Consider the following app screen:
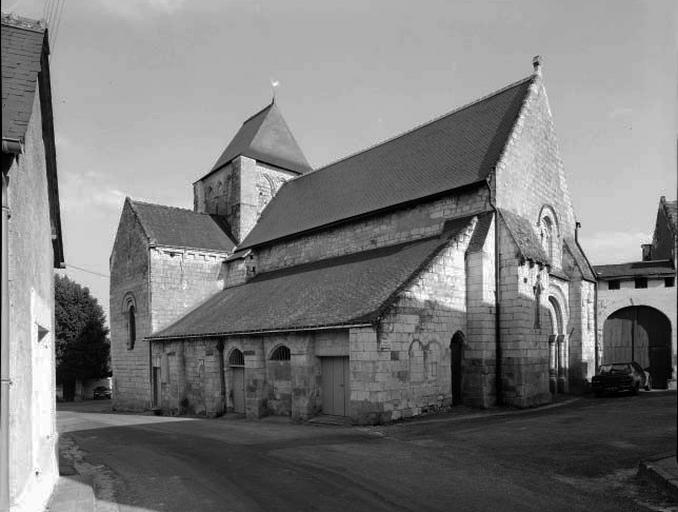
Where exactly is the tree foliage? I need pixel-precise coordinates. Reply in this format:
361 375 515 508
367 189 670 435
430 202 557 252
55 274 111 382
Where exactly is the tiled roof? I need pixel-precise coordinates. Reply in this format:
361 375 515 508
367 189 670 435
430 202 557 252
239 76 535 249
1 14 46 142
149 216 475 339
206 102 311 176
594 260 675 279
129 199 236 252
563 238 596 282
498 208 548 265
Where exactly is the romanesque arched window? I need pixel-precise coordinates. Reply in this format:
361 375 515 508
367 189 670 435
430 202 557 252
229 349 244 366
408 340 425 383
538 206 560 265
270 345 291 361
122 293 137 350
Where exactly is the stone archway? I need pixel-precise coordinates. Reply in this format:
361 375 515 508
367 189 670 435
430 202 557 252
547 296 567 394
603 306 672 388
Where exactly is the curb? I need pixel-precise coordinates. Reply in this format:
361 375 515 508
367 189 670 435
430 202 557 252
637 453 678 501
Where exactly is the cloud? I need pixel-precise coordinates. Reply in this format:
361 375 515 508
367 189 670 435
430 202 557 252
579 230 651 265
96 0 187 20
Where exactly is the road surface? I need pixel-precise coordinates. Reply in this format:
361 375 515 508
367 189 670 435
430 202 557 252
57 391 677 512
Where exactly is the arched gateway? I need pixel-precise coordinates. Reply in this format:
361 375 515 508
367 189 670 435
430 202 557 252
603 306 672 388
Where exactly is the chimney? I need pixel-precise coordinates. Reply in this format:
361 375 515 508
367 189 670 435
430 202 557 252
641 244 653 261
532 55 543 76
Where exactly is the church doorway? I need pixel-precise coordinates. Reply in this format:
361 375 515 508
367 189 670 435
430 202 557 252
603 306 672 389
321 357 350 416
450 331 464 405
229 349 246 413
547 297 566 394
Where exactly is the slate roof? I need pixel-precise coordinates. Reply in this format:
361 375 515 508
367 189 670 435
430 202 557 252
206 101 312 177
466 212 494 253
594 260 675 279
498 208 548 265
149 216 475 339
1 14 46 142
239 76 535 249
563 238 597 282
129 199 236 252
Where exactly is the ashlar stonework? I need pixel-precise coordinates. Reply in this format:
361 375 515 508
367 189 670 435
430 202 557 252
111 60 602 423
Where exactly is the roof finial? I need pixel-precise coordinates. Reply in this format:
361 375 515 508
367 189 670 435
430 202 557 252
270 79 280 104
532 55 543 76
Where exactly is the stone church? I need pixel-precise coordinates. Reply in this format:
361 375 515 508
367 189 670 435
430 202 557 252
110 58 597 423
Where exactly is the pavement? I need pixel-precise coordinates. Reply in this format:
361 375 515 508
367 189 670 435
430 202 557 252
638 452 678 501
44 392 677 511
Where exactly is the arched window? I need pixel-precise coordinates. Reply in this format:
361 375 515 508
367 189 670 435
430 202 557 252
123 293 137 350
270 345 291 361
537 206 560 266
408 340 425 383
229 349 244 366
541 216 554 261
128 305 136 349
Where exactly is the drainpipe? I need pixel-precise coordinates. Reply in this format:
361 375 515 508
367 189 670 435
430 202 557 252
1 169 11 511
486 179 502 406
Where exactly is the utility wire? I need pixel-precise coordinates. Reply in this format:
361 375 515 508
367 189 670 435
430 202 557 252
63 263 109 279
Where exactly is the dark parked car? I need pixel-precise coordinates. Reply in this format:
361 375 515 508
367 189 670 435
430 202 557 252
592 362 650 396
93 386 112 400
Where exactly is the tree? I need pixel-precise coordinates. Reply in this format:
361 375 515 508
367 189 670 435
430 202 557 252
55 275 111 391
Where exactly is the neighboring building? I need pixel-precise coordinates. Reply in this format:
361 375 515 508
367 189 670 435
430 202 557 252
111 57 598 423
595 196 677 390
1 13 64 512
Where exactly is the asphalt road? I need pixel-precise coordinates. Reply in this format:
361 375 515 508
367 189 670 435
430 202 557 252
58 392 677 512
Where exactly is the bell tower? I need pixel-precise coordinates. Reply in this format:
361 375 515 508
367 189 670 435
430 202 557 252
194 101 311 244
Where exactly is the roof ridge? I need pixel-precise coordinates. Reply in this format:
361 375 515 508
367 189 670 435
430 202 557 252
1 13 46 33
593 258 674 268
129 198 210 216
240 101 275 126
288 74 535 184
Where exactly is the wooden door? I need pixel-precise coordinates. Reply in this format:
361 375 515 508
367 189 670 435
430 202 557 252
152 367 160 407
321 357 349 416
450 333 464 405
232 367 245 413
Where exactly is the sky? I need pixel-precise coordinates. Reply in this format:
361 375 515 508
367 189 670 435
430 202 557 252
5 0 678 325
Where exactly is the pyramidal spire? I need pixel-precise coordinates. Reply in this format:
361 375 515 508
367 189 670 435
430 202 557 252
210 102 311 175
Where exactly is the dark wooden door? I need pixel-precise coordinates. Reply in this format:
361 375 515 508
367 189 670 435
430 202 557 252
321 357 349 416
232 367 245 413
450 334 464 405
152 367 160 407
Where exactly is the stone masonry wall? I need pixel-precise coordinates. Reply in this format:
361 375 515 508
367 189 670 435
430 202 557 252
597 279 677 389
110 202 152 411
464 216 497 407
348 218 478 424
496 218 555 408
247 186 491 279
149 247 227 333
7 87 59 512
151 331 329 420
652 203 676 260
194 157 296 243
494 76 578 272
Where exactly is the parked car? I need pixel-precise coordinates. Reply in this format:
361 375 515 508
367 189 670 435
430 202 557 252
592 362 650 396
93 386 112 400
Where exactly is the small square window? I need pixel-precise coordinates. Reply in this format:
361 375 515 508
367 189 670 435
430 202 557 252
608 280 620 290
665 277 675 288
634 277 648 289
